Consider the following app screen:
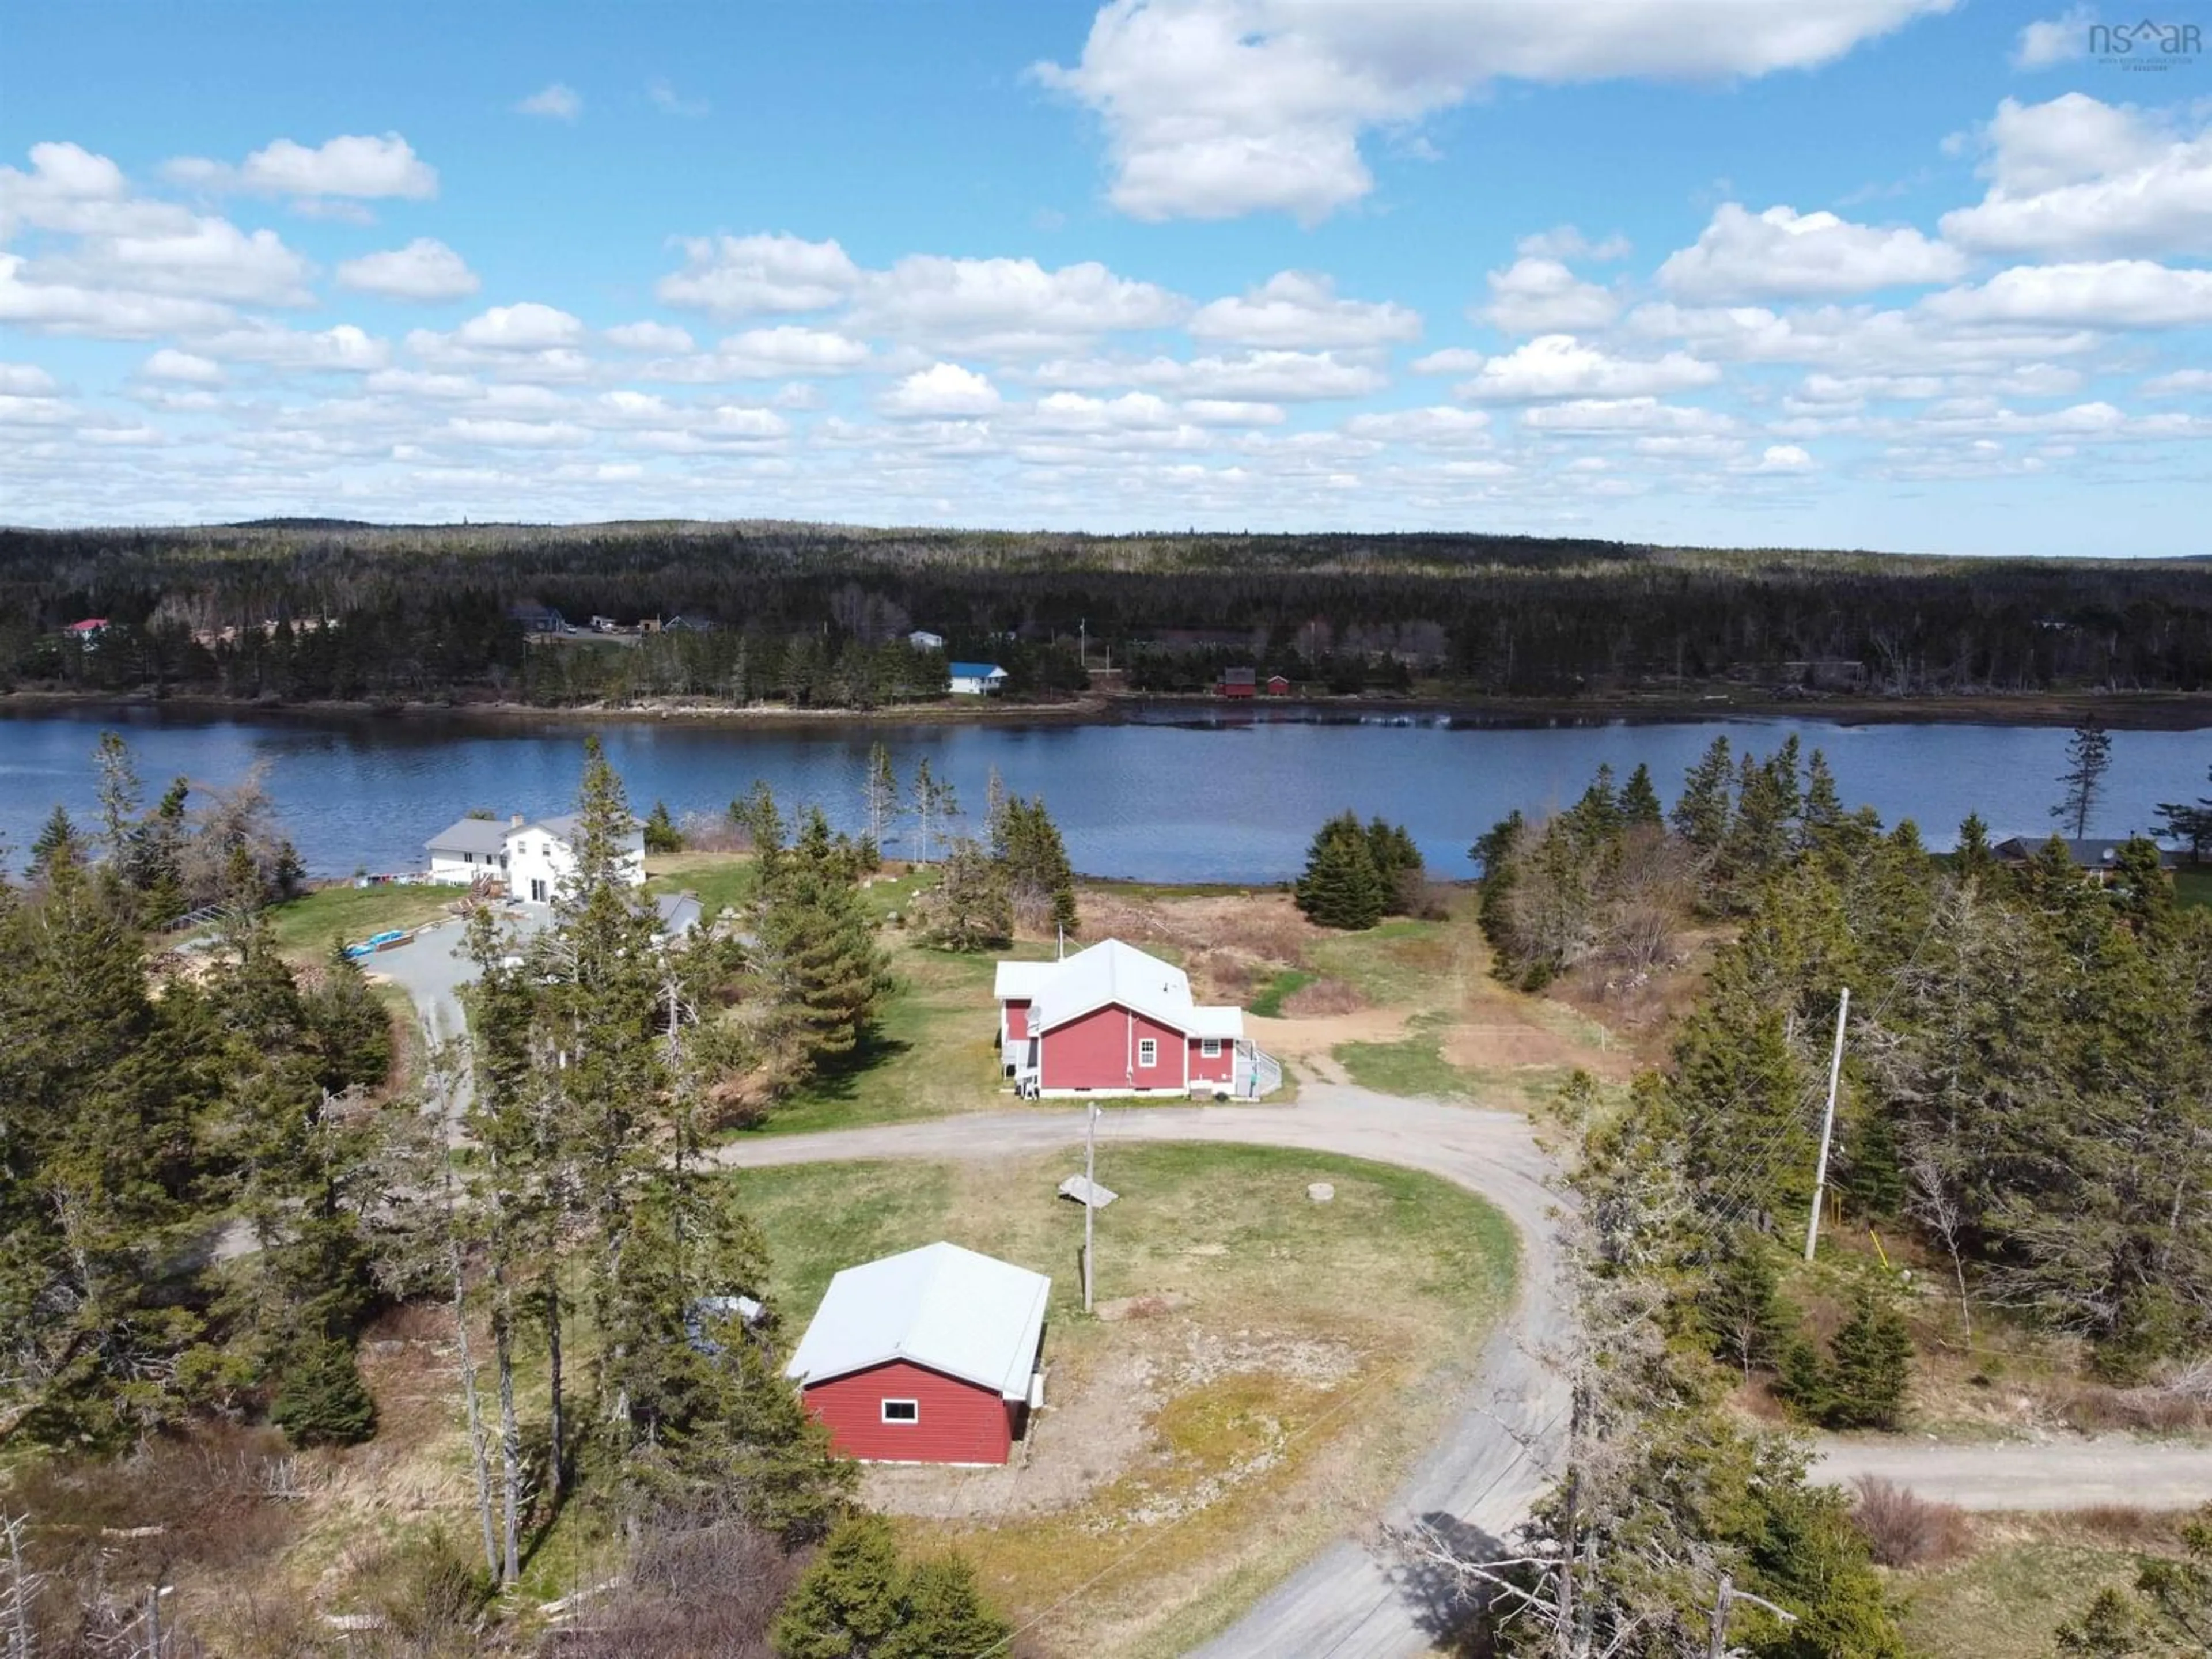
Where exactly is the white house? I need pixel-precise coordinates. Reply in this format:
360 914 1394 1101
425 816 511 884
907 629 945 650
425 812 645 900
506 812 646 903
948 661 1009 696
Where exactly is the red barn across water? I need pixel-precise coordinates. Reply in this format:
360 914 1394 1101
995 938 1279 1099
785 1242 1050 1465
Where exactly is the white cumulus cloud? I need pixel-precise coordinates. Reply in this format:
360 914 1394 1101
453 302 587 350
141 348 224 384
656 233 860 316
164 133 438 201
1921 260 2212 328
879 361 1002 416
1451 334 1721 400
1658 203 1966 300
1034 0 1955 222
1941 94 2212 255
336 238 480 301
851 254 1188 354
2012 7 2091 69
1187 271 1419 348
1480 257 1620 332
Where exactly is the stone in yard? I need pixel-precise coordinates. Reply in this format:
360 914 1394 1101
1307 1181 1335 1203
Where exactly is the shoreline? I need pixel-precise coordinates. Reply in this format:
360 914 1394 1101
9 685 2212 732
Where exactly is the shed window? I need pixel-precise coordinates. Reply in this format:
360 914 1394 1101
1137 1038 1158 1069
881 1399 919 1423
1200 1037 1222 1058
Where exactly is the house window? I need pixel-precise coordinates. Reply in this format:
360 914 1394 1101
1201 1037 1222 1058
881 1399 919 1423
1137 1038 1158 1069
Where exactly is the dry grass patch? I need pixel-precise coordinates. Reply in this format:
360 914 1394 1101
1892 1509 2196 1659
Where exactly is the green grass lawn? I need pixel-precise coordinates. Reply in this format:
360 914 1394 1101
1307 913 1464 1007
1246 967 1314 1018
643 849 756 917
1892 1517 2191 1659
756 941 1024 1137
725 1142 1517 1657
263 883 461 961
1335 1010 1479 1099
2176 866 2212 910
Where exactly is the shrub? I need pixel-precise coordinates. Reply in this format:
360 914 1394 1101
1849 1476 1970 1567
269 1336 377 1448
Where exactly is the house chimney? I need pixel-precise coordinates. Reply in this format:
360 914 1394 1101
510 813 525 828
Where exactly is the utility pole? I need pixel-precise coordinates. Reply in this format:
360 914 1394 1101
1078 616 1086 669
1804 986 1851 1262
1082 1104 1099 1313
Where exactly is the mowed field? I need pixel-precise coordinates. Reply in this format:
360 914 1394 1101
727 1143 1518 1658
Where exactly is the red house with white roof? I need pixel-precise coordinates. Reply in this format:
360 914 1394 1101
785 1242 1050 1465
994 937 1280 1099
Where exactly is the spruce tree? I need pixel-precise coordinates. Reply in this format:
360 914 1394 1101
926 838 1012 950
774 1516 906 1659
1824 1289 1912 1431
1953 810 1997 887
883 1556 1013 1659
1295 813 1385 930
1619 762 1664 830
270 1335 378 1447
2054 720 2113 839
642 798 682 853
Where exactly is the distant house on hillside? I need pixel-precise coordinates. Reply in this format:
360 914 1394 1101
994 937 1278 1099
425 810 645 900
505 601 567 634
63 618 111 647
1218 668 1258 699
1993 835 2178 884
786 1241 1049 1465
949 661 1007 695
908 629 946 650
663 613 718 634
1266 672 1292 696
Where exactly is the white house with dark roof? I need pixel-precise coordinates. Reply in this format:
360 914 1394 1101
425 811 645 900
425 816 512 884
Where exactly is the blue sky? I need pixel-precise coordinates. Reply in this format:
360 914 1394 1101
3 0 2210 553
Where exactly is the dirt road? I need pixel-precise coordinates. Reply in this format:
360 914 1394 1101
710 1086 1570 1659
1812 1435 2212 1510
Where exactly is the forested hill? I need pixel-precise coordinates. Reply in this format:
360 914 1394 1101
3 519 2209 707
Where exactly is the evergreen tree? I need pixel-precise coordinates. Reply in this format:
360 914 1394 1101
270 1335 378 1447
881 1556 1013 1659
754 822 892 1067
2054 720 2113 839
1619 762 1664 830
1295 812 1385 930
26 804 80 880
2154 764 2212 863
642 798 682 853
1823 1289 1912 1431
1953 810 1997 887
863 742 899 854
925 838 1013 951
1001 796 1078 938
1363 816 1425 912
1672 734 1735 893
774 1516 906 1659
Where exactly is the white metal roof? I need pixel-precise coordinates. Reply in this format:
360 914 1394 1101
1028 938 1194 1034
1186 1005 1245 1040
993 960 1056 1001
784 1241 1051 1399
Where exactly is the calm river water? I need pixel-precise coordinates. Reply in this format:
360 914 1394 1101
2 704 2206 883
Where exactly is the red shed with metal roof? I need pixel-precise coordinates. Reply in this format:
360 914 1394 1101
785 1242 1050 1465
